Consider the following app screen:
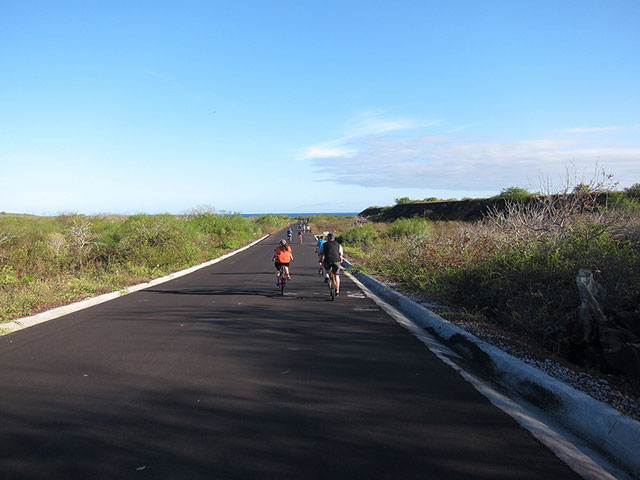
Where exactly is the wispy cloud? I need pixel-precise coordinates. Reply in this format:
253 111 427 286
344 110 436 137
561 126 621 134
305 117 640 191
303 144 357 159
301 111 441 161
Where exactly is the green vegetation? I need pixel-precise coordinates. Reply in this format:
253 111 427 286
394 196 444 205
253 214 293 233
340 223 380 246
387 218 430 238
0 212 289 322
497 186 534 201
322 187 640 369
626 183 640 199
308 214 354 235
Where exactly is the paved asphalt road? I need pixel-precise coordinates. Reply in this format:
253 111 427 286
0 227 582 479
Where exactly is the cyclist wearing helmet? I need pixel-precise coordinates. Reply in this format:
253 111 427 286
315 234 326 274
273 239 293 286
287 227 293 242
318 233 343 295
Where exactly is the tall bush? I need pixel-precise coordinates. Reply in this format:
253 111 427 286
340 224 379 246
387 218 430 238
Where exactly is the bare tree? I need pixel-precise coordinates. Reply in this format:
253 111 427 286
183 205 216 218
47 232 67 261
0 231 14 263
68 218 95 269
350 215 369 227
486 162 619 248
0 232 13 248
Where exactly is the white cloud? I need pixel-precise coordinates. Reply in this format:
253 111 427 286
344 110 443 137
302 144 357 160
306 119 640 191
561 126 620 134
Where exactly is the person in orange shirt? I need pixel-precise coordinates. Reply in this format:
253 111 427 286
273 239 293 286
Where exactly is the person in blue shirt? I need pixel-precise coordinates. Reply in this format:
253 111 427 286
318 233 344 295
315 234 326 274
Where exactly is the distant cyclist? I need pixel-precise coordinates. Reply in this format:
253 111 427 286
315 234 326 274
298 227 304 244
273 239 293 286
287 227 293 242
318 233 343 296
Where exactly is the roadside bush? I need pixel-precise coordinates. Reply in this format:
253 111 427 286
387 218 431 238
347 188 640 361
0 211 267 323
340 224 379 246
625 183 640 200
309 214 353 236
254 214 290 231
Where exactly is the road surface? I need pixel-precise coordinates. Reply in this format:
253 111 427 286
0 228 581 479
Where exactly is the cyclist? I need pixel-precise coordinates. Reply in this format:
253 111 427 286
287 227 293 242
273 239 293 286
298 227 304 244
318 233 343 296
315 234 326 274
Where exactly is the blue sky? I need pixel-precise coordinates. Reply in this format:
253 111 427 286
1 0 639 215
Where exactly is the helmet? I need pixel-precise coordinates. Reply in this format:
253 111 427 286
326 233 335 239
280 239 288 246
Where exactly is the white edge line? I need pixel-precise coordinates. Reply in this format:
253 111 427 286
345 270 630 480
2 234 270 335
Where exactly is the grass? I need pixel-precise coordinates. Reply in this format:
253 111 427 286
0 212 290 323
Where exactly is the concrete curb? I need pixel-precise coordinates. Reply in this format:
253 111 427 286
2 234 270 335
349 267 640 477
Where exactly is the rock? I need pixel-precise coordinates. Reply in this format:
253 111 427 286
576 269 608 329
577 268 607 303
617 310 640 337
600 326 639 346
603 343 640 380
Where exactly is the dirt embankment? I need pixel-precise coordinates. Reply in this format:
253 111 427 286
359 198 510 222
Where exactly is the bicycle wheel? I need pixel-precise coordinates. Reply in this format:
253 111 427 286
280 270 285 295
329 274 336 301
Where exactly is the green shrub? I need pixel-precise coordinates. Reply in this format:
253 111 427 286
387 218 430 238
0 211 264 323
607 191 640 210
340 224 379 246
254 214 290 229
625 183 640 199
309 214 353 235
497 186 533 201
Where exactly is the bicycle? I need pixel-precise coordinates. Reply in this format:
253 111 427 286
327 269 337 301
277 264 287 295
